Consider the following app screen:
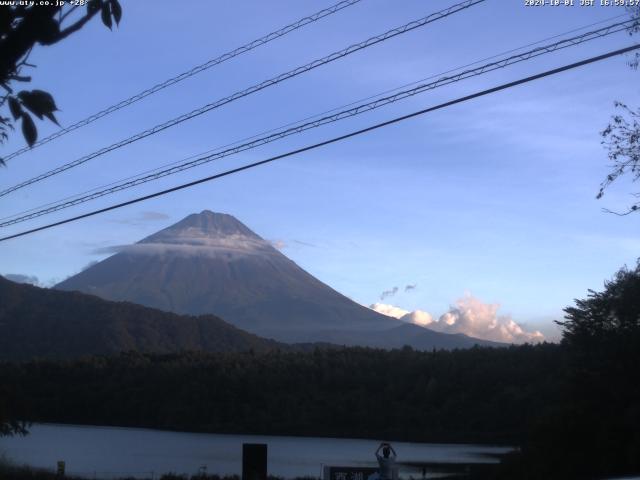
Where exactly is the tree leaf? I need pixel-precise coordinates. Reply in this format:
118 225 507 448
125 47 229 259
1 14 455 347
7 96 22 120
21 113 37 147
101 2 112 29
18 96 43 120
30 90 58 112
110 0 122 25
87 0 101 14
36 16 61 45
43 111 60 126
17 90 58 121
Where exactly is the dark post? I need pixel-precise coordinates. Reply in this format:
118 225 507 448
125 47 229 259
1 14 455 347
242 443 267 480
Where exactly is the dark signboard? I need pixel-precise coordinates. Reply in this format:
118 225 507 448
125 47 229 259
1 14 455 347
242 443 267 480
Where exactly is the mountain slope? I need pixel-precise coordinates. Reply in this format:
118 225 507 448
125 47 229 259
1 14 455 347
56 210 499 349
0 276 282 361
56 211 398 337
308 323 504 349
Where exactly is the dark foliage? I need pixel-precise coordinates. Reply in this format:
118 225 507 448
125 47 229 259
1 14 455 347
599 102 640 214
0 464 306 480
0 276 283 361
509 262 640 479
0 463 259 480
0 383 28 437
598 8 640 212
0 464 90 480
0 345 562 445
1 333 637 478
0 0 121 158
558 260 640 342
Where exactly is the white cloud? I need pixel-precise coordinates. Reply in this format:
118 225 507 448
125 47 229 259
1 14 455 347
271 240 287 250
371 294 544 344
92 233 280 259
370 303 433 327
371 303 410 319
403 310 434 327
434 295 544 344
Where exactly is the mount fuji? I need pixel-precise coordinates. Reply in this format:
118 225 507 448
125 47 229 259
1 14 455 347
56 211 499 349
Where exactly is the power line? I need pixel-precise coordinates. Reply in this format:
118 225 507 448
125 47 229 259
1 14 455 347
2 12 629 225
0 0 485 198
1 43 637 243
1 18 635 227
0 0 364 163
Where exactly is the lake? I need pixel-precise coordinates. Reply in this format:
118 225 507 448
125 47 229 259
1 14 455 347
0 424 511 479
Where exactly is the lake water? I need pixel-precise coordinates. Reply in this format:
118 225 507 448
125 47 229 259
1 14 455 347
0 424 511 479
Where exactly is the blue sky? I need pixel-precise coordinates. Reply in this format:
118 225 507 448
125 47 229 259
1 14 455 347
1 0 639 341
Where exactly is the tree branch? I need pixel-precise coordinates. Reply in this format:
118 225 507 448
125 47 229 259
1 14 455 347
53 8 99 43
602 204 639 216
8 75 31 82
59 5 80 24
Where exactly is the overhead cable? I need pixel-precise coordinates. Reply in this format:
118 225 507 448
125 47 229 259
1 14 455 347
1 43 637 243
0 0 485 198
1 18 635 227
0 0 365 162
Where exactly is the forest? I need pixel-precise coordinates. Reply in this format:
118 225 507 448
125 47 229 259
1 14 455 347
0 345 562 444
2 262 639 479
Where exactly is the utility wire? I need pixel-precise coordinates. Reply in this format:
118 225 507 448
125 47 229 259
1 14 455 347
0 18 635 228
0 0 364 162
2 12 629 224
1 18 633 225
1 43 638 243
0 0 485 198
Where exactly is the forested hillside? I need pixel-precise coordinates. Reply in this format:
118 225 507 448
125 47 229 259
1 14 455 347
0 346 561 443
0 276 282 360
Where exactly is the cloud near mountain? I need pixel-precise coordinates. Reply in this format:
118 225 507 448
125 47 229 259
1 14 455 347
371 294 544 344
92 233 279 258
370 303 433 326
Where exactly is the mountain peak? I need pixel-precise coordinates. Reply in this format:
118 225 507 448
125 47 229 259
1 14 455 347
141 211 263 245
197 209 228 219
181 210 252 234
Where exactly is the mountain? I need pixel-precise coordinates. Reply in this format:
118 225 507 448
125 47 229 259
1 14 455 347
56 210 500 349
307 323 503 350
0 275 282 361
